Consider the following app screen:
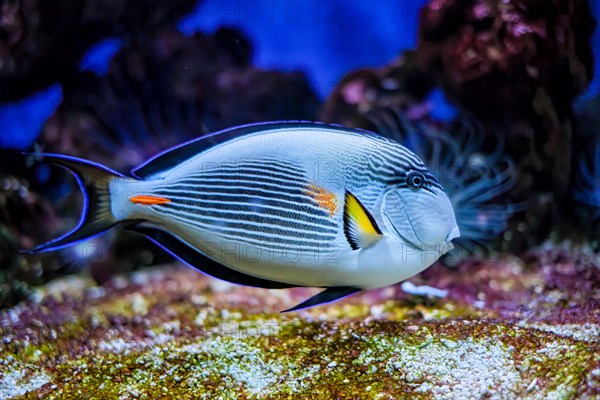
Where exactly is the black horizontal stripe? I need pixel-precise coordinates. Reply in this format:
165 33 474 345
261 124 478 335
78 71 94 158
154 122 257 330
156 190 325 213
160 210 337 249
159 206 337 238
157 183 312 203
183 166 307 184
165 173 308 190
167 176 307 190
160 202 337 231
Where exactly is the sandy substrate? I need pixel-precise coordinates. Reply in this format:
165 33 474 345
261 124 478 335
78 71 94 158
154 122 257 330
0 246 598 399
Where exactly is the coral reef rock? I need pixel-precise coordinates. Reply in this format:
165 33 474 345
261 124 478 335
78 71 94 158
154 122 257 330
322 0 597 247
0 243 598 399
0 0 196 102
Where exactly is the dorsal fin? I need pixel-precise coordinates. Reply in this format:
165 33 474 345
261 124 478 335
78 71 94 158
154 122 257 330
130 121 383 179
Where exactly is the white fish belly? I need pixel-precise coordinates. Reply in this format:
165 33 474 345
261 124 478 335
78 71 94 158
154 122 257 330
160 222 442 289
169 223 357 287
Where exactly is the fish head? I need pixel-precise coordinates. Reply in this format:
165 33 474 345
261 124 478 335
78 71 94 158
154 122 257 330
382 169 459 251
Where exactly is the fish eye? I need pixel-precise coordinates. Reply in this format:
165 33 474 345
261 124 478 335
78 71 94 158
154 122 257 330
406 171 425 189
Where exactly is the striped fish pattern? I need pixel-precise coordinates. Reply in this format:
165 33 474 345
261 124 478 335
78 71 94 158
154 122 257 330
26 122 459 311
152 159 339 253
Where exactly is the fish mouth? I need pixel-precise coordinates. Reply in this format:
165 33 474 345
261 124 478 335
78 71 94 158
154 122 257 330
445 226 461 244
442 226 460 253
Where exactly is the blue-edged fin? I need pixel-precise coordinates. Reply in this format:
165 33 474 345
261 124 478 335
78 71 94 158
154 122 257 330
343 190 383 250
131 122 296 179
24 154 126 253
131 121 383 179
126 225 298 290
282 287 361 313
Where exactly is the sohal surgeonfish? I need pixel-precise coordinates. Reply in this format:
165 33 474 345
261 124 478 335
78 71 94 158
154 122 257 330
26 122 460 311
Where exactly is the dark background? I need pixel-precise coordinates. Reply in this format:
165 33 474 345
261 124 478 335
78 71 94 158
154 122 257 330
2 0 598 149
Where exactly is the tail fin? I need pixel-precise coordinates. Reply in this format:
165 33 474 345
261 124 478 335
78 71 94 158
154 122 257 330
24 154 127 253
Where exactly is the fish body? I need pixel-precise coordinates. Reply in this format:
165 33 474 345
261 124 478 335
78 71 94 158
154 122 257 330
28 122 459 311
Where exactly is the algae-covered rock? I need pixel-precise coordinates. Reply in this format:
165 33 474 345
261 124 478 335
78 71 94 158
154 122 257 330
0 245 598 399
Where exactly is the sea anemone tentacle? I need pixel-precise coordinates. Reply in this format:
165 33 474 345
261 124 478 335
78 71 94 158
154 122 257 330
573 135 600 222
365 107 519 261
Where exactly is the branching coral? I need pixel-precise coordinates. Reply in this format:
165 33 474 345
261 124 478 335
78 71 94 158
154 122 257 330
366 108 518 260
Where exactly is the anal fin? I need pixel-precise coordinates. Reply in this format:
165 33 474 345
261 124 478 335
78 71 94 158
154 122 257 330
282 286 361 312
127 225 297 289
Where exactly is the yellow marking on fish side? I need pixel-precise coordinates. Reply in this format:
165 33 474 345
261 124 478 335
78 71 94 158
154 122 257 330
130 195 171 205
305 183 338 217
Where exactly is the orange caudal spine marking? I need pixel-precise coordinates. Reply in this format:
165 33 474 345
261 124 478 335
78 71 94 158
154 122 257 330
129 195 171 205
305 184 338 217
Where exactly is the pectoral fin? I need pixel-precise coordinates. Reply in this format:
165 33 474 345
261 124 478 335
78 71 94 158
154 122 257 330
282 286 361 312
343 190 383 250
